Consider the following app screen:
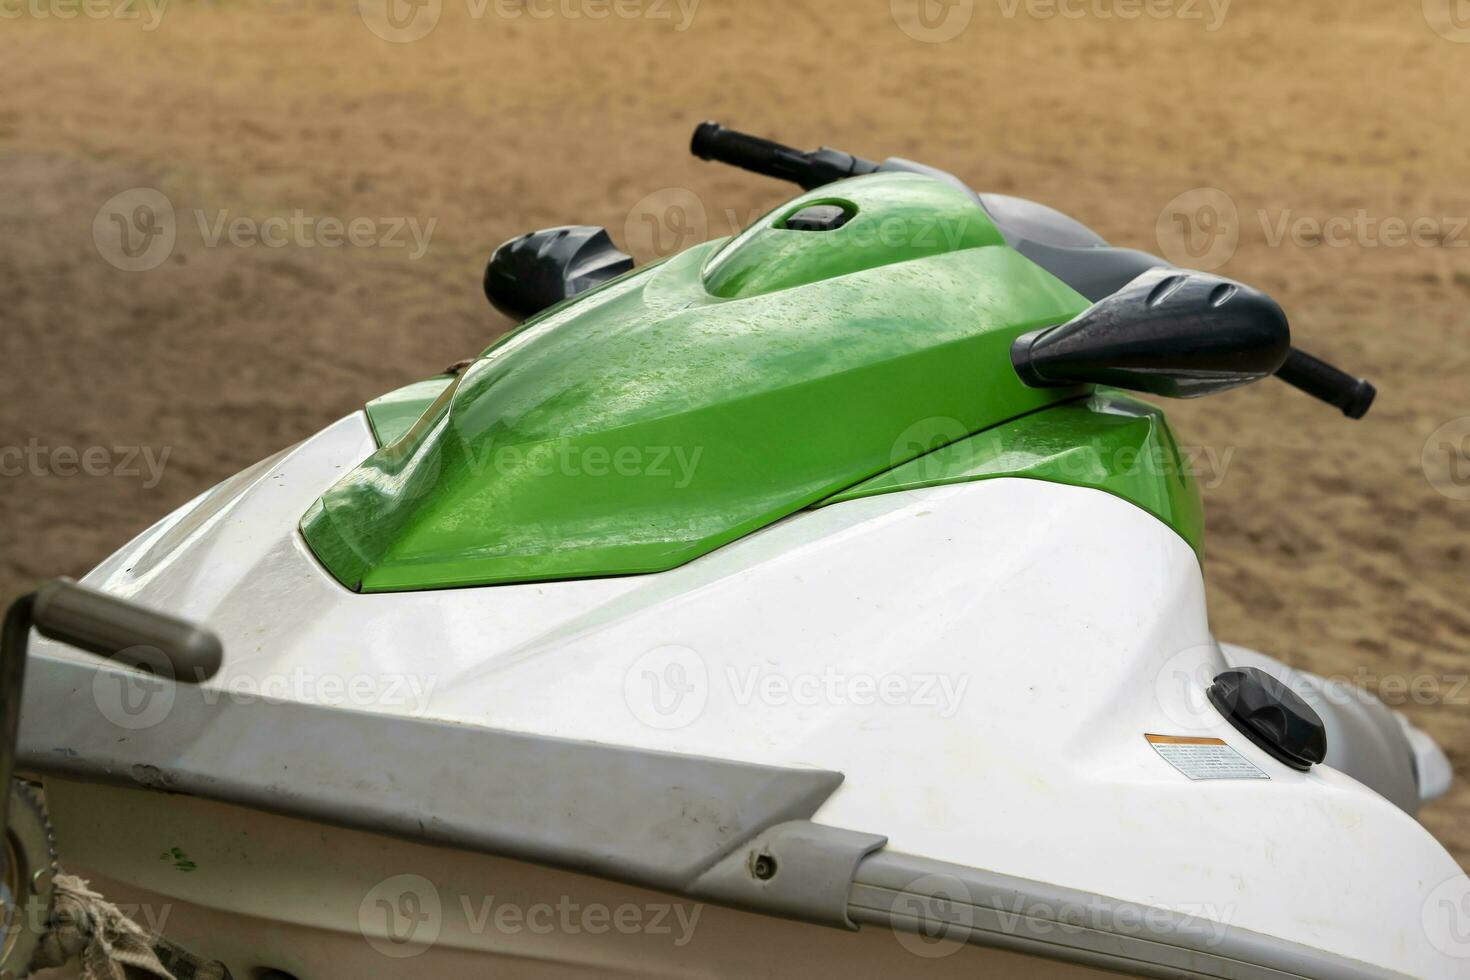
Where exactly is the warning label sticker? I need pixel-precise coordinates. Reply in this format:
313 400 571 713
1145 734 1269 781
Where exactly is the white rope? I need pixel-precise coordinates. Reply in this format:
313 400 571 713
30 874 228 980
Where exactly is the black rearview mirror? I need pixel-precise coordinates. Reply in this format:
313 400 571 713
1010 268 1292 399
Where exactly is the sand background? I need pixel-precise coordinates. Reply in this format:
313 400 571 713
2 0 1468 867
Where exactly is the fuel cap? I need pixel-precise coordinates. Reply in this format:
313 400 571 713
1207 667 1327 771
784 204 852 232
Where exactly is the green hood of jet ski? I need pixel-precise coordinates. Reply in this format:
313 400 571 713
302 173 1093 592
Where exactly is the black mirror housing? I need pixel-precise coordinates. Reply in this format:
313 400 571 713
1011 268 1292 399
484 226 634 323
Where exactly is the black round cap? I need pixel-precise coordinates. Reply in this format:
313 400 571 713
1207 667 1327 771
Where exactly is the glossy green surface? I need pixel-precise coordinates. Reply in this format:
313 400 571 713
702 177 1003 299
364 376 455 447
818 391 1205 552
302 173 1092 592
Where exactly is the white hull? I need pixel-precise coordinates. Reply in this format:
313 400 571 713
50 781 1126 980
23 412 1469 978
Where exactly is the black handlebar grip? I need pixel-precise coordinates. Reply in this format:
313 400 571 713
1275 347 1377 420
691 121 809 183
690 121 879 190
32 578 223 682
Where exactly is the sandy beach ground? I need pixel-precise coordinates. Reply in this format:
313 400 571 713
3 0 1468 875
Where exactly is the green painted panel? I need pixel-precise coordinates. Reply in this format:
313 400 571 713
702 176 1004 299
301 173 1094 592
817 392 1205 553
364 376 456 448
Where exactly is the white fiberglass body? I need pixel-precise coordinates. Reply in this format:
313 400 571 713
26 412 1470 979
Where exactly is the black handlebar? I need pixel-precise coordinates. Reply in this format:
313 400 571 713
691 121 879 191
1276 348 1377 419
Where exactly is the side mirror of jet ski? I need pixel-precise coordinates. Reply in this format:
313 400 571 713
1010 268 1377 418
1010 268 1292 399
484 225 634 323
